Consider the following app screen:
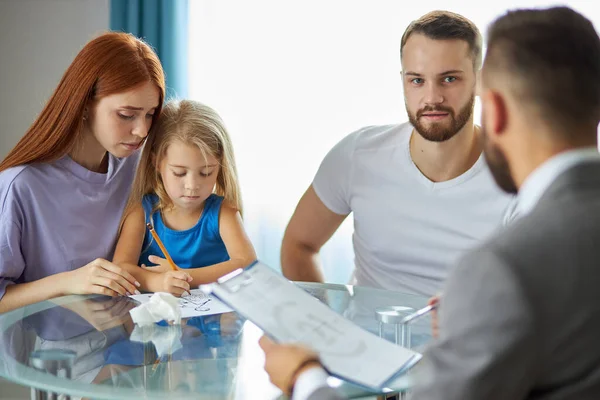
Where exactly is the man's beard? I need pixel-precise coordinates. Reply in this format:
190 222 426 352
481 121 518 194
408 95 475 142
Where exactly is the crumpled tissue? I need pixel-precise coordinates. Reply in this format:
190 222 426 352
129 323 183 357
129 292 181 326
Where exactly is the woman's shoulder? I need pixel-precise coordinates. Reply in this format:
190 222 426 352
0 164 42 214
0 164 41 196
0 165 30 187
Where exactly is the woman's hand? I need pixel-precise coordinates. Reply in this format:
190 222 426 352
61 297 136 331
64 258 141 297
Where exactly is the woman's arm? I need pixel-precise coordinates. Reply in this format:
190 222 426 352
0 217 141 313
0 259 141 314
0 274 67 313
112 204 152 287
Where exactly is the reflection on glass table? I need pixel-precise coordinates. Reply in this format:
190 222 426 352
0 282 431 399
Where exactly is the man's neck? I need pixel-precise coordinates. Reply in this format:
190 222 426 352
409 121 481 182
511 138 598 190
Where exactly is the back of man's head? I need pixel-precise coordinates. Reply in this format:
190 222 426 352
401 11 482 70
484 7 600 141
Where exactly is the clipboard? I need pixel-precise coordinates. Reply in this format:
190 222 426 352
202 261 422 390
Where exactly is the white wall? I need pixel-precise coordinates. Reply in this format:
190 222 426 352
0 0 110 159
0 1 108 394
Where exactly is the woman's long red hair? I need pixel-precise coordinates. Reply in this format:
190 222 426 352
0 32 165 172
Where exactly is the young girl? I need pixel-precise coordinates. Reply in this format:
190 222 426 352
113 100 256 295
0 32 165 313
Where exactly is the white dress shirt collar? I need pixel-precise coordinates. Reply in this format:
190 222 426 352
516 147 600 217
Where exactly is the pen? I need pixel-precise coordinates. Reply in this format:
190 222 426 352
147 223 178 271
401 302 439 324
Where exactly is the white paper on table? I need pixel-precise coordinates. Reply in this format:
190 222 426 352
204 262 422 390
129 289 233 319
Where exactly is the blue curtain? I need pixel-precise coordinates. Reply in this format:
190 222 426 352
110 0 189 99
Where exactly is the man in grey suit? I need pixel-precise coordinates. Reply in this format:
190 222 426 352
259 6 600 400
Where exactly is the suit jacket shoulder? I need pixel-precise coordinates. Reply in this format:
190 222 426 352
412 161 600 400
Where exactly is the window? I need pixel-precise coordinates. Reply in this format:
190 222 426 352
189 0 600 283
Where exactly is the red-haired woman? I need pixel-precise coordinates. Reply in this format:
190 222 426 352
0 32 165 313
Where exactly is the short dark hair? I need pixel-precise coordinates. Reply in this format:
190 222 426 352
401 11 482 70
484 7 600 135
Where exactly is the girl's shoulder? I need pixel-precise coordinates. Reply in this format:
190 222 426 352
141 193 160 216
142 192 159 204
202 194 226 230
206 193 224 206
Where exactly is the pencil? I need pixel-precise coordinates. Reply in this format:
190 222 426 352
146 223 178 271
151 355 164 372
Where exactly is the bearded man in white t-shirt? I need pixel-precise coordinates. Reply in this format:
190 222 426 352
281 11 515 297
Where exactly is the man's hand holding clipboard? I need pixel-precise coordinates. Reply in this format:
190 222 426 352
201 262 422 392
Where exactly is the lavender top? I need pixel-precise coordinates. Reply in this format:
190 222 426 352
0 151 140 300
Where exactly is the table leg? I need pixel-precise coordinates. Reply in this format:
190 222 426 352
29 349 75 400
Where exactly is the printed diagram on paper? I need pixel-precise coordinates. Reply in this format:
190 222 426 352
210 262 421 390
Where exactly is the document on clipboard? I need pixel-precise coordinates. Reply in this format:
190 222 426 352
202 261 422 390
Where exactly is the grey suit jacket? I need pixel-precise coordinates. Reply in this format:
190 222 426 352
309 161 600 400
412 161 600 400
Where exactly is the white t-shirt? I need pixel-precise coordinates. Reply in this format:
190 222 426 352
312 123 515 296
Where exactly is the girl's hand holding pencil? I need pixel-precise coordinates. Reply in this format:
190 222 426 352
144 223 192 296
152 269 192 297
141 261 192 296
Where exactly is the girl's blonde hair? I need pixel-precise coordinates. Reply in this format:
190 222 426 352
125 100 243 219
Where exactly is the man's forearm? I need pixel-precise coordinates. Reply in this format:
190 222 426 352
281 243 325 282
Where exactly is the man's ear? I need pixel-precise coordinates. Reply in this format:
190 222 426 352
475 70 482 97
482 89 508 139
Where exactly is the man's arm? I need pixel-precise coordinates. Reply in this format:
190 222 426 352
281 186 347 282
412 248 537 400
259 335 345 400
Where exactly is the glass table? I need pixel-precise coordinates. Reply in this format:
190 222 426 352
0 282 431 399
